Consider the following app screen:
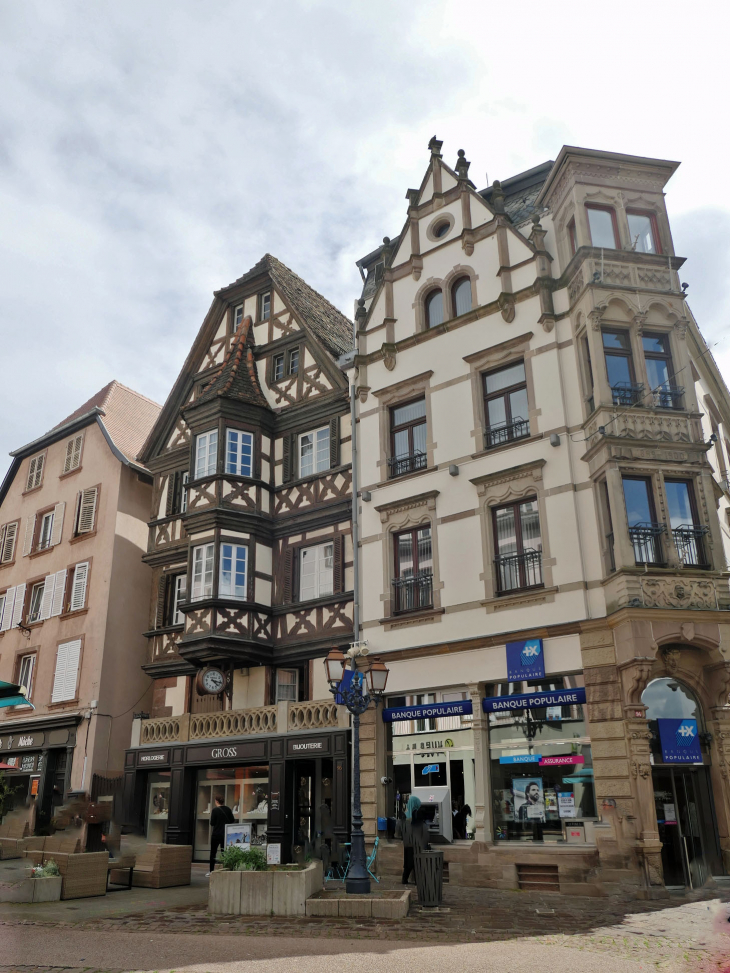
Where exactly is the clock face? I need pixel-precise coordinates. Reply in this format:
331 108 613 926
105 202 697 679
201 668 225 694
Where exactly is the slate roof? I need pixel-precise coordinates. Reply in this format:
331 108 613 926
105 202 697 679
219 254 353 358
197 316 270 410
53 380 162 463
479 161 554 227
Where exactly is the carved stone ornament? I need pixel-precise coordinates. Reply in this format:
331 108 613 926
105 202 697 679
589 303 608 331
641 578 717 610
631 760 652 779
662 647 681 675
498 292 515 323
674 319 688 340
356 385 370 404
680 622 695 644
381 343 397 372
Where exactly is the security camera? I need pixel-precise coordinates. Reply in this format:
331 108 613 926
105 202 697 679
380 776 392 785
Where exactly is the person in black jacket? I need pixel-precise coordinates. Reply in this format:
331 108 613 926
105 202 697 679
207 795 234 876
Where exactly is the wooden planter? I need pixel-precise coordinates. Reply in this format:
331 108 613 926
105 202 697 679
209 860 323 916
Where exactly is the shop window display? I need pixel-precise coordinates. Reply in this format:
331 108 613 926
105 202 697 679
194 766 268 862
146 772 171 843
488 676 596 842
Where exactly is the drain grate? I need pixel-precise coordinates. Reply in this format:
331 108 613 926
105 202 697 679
517 863 560 892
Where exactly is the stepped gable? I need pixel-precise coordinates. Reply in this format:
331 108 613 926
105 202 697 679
197 315 270 409
221 254 353 358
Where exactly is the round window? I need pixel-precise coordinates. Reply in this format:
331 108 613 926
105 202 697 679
433 221 449 239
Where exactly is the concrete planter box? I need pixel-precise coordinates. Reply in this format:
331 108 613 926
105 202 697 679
0 876 62 903
306 889 411 918
209 860 322 916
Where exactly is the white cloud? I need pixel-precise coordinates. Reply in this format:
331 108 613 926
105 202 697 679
0 0 728 473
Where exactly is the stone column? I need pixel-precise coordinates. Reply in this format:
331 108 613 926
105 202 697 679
468 682 493 845
708 705 730 873
358 703 378 838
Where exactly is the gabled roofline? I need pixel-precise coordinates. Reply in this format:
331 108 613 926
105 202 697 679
536 145 680 206
9 408 104 458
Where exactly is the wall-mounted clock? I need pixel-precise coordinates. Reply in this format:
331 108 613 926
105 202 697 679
196 667 226 696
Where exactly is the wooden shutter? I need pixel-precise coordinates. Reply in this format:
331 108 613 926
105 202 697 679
282 435 292 482
0 522 17 563
69 563 88 611
51 639 81 703
283 547 293 603
22 515 35 557
77 488 98 534
329 417 340 469
10 583 25 628
39 574 55 620
165 473 176 516
63 436 83 474
49 502 65 546
0 587 16 631
50 570 67 617
26 454 44 491
333 535 345 593
155 575 167 628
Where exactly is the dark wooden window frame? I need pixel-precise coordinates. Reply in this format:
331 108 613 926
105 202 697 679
482 360 529 446
491 497 543 594
392 525 433 613
602 328 638 398
585 203 620 249
389 397 427 475
642 331 676 389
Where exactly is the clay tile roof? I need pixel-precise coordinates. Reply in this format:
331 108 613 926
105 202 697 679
219 254 353 358
197 316 270 409
54 380 162 463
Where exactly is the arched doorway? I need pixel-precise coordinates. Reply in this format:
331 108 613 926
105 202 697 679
642 677 723 887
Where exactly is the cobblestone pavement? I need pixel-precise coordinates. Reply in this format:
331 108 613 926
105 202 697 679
1 886 730 973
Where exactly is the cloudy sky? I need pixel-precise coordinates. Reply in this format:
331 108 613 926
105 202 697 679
1 0 728 472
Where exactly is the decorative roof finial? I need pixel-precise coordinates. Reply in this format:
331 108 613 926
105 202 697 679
491 179 506 215
428 135 443 158
455 149 470 181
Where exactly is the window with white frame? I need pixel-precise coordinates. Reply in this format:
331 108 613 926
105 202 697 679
38 511 54 551
26 453 45 492
181 472 189 513
191 544 214 600
299 427 330 478
275 668 298 703
63 434 84 474
17 654 35 702
195 430 218 479
51 639 81 703
225 430 254 477
27 582 45 623
259 291 271 321
219 543 247 599
233 304 244 330
69 562 89 612
173 574 187 625
299 543 334 601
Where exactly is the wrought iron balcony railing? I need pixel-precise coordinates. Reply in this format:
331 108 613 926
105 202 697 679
387 451 427 479
628 522 666 566
652 385 684 410
494 549 543 595
611 382 645 407
392 573 433 613
484 417 530 449
673 524 710 568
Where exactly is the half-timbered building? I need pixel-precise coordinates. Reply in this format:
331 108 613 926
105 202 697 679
124 255 354 861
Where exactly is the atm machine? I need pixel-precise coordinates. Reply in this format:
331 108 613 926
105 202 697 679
412 785 452 843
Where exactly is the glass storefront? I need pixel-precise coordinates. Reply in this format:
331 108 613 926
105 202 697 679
145 771 171 843
488 676 596 843
193 765 268 861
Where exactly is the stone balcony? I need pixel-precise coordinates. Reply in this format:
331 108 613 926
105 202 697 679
137 698 349 745
566 249 683 307
584 404 704 451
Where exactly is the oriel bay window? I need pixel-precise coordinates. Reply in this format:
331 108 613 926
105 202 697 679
492 499 542 594
195 430 218 479
622 476 664 565
665 479 708 567
627 210 660 254
586 204 618 249
602 331 642 405
191 543 214 600
393 526 433 613
643 333 682 408
389 399 427 477
299 543 334 601
483 361 529 448
225 429 253 477
219 544 248 599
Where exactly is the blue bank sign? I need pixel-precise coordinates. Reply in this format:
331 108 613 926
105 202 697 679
506 638 545 681
657 718 702 764
382 700 473 723
483 688 586 713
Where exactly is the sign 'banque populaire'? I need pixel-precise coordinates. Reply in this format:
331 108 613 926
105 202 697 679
382 700 473 723
483 688 587 713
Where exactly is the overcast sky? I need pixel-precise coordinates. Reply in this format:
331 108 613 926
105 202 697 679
1 1 728 473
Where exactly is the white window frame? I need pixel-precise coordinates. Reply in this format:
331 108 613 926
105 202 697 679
299 543 334 601
38 511 54 551
260 291 271 321
298 427 330 478
17 654 35 702
27 582 45 623
181 472 189 513
275 668 299 703
195 430 218 479
288 347 299 376
69 562 89 612
191 544 214 600
272 353 284 382
233 304 244 330
218 543 248 600
225 430 254 478
173 574 187 625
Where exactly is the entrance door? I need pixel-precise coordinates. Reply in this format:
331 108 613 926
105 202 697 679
653 766 722 888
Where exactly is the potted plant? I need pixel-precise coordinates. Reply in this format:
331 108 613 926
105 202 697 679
30 859 63 902
209 846 322 916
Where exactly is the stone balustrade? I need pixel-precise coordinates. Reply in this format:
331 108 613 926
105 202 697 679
288 699 341 731
190 706 278 740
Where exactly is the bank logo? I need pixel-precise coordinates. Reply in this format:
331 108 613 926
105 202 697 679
444 738 454 748
520 640 542 669
676 721 696 747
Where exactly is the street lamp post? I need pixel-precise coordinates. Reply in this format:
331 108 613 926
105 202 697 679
324 643 388 895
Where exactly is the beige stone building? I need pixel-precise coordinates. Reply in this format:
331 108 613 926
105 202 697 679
0 381 160 835
351 140 730 895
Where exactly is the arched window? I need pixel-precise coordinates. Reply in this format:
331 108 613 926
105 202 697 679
642 677 701 723
452 277 472 317
425 290 444 329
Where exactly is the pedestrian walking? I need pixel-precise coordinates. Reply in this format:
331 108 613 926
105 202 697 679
401 795 429 884
207 794 234 876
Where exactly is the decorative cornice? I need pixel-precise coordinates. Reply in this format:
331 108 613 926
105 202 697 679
374 489 439 518
470 458 546 493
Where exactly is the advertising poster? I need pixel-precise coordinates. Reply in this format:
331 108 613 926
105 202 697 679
657 718 702 764
498 789 514 822
506 638 545 682
663 803 677 825
224 822 251 848
545 788 558 816
558 792 576 818
513 777 545 823
266 843 281 865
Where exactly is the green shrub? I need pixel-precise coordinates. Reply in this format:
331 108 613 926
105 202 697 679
43 860 60 877
218 845 268 872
